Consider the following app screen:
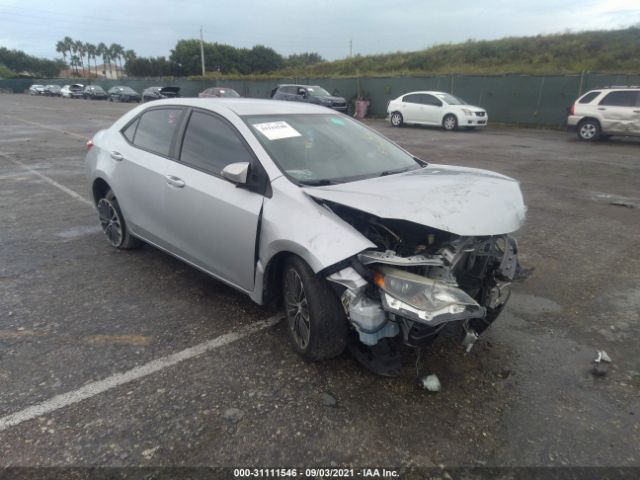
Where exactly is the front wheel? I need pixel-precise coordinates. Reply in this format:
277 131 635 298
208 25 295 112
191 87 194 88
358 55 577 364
96 190 143 249
443 114 458 131
390 112 403 127
283 257 348 361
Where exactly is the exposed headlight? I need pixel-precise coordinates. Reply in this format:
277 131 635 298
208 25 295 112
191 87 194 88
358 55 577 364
461 108 473 116
373 266 484 324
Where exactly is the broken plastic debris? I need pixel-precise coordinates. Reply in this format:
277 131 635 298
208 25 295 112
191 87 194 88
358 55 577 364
595 350 612 363
591 350 612 377
420 374 441 392
462 330 479 352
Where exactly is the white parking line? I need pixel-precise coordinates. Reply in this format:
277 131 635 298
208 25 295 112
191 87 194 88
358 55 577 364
0 113 88 141
0 153 93 207
0 314 282 432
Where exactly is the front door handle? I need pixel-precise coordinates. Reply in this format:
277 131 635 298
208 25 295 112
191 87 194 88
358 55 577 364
634 110 640 113
110 151 124 161
165 175 185 188
597 107 606 111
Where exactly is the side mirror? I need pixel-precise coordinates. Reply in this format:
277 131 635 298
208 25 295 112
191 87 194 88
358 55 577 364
221 162 250 184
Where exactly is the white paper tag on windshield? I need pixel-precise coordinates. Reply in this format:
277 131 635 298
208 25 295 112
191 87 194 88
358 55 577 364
253 121 301 140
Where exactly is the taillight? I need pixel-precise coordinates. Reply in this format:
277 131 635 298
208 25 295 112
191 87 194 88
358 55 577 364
86 139 94 151
570 103 575 115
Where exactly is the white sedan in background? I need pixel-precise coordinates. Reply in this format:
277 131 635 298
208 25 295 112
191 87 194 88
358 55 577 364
387 91 488 131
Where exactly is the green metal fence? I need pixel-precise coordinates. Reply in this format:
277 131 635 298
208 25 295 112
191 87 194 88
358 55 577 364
2 73 639 127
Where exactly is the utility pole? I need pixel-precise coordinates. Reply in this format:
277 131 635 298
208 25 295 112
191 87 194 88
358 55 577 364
349 38 353 58
200 26 206 76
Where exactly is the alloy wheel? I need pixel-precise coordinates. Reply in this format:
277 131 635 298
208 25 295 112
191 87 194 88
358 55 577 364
97 198 123 247
443 115 457 130
579 123 596 140
284 269 310 349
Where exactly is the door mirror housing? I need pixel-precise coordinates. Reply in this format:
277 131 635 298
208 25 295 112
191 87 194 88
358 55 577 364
221 162 250 184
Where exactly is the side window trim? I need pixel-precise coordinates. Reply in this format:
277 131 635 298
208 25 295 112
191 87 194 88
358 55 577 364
175 107 261 179
120 106 186 159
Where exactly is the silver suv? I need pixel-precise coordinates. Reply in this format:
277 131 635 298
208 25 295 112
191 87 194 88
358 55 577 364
568 87 640 141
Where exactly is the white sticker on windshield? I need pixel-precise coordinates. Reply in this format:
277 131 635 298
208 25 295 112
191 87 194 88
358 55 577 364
253 121 302 141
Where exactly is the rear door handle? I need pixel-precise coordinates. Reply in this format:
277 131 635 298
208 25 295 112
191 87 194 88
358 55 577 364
165 175 185 188
634 110 640 113
110 151 124 161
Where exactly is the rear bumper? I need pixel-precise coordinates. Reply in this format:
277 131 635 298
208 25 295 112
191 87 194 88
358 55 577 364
567 115 582 128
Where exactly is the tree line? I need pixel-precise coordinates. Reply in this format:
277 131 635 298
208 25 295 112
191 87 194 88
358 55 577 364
0 47 65 78
55 37 135 79
126 40 324 77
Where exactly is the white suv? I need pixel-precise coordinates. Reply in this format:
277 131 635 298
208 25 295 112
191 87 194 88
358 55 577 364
568 87 640 141
387 91 488 131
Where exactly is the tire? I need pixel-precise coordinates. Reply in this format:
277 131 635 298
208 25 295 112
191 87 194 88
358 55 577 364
577 119 600 141
442 114 458 131
390 112 403 127
282 256 348 361
96 190 143 250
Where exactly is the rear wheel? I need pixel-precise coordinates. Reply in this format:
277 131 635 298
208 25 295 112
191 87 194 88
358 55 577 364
577 119 600 141
390 112 403 127
96 190 143 249
282 257 348 361
443 114 458 131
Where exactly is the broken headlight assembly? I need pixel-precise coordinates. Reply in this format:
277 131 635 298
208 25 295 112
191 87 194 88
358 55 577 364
372 265 485 325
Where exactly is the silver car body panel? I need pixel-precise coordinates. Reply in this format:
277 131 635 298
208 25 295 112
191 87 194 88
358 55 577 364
302 164 526 236
86 98 525 309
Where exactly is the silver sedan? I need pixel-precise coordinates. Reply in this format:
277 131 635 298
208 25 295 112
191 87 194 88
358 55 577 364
85 99 526 375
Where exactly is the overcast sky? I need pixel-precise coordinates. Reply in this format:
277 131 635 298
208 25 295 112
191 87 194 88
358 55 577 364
1 0 639 61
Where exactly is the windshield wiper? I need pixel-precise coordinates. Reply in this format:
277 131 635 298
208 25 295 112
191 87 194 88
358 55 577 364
378 166 412 177
298 179 338 186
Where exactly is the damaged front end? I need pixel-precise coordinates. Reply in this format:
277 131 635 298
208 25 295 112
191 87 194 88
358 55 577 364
326 204 520 353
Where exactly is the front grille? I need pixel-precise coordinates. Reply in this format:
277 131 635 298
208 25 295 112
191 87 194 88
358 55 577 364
332 102 347 108
475 112 486 117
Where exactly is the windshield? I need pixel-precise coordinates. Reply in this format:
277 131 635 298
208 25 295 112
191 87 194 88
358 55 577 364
306 86 331 97
93 86 106 93
120 87 136 93
435 93 467 105
245 114 422 184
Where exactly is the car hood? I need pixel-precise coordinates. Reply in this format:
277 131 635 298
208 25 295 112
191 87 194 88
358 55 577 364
302 164 526 236
316 96 346 103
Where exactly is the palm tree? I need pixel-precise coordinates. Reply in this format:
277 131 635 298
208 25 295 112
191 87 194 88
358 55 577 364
109 43 124 79
56 40 68 70
123 49 136 76
97 42 109 78
86 43 97 77
69 40 79 76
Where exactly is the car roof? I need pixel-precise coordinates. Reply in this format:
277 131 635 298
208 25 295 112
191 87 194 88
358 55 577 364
139 98 334 115
399 91 454 96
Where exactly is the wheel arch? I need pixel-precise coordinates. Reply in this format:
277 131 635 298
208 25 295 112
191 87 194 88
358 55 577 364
578 116 602 128
91 177 112 206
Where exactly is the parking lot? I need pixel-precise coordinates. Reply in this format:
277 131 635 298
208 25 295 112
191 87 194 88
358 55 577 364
0 94 639 467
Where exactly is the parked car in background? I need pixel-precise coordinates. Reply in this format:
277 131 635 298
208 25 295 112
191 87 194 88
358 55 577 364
29 85 45 95
63 84 85 99
198 87 241 98
271 84 348 113
85 98 525 374
83 85 108 100
142 86 180 102
108 86 141 103
43 85 61 96
567 87 640 141
387 91 488 131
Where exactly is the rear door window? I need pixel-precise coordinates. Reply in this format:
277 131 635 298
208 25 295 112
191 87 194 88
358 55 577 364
578 91 601 104
133 108 184 157
403 94 422 104
122 118 139 143
179 110 254 175
599 91 637 107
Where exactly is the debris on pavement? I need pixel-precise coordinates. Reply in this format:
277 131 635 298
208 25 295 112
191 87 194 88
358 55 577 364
321 392 337 407
223 408 244 424
419 374 442 392
591 350 612 377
